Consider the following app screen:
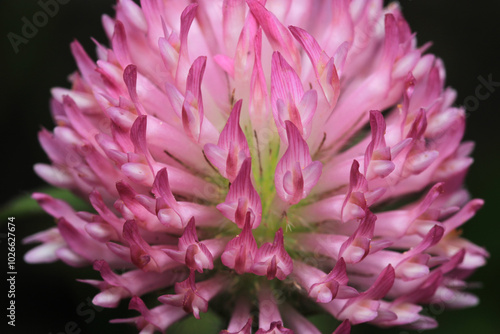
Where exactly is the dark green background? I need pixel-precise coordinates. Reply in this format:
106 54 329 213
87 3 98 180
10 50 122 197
1 1 499 333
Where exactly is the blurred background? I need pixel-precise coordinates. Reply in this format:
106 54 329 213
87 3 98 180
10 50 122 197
1 1 499 333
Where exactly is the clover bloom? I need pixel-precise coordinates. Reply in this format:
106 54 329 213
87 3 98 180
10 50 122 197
25 0 488 333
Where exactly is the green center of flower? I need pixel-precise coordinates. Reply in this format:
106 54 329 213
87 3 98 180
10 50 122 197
245 124 287 242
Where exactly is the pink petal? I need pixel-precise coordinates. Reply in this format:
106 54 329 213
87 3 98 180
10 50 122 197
205 99 251 182
252 228 293 280
221 213 258 274
275 121 322 205
217 158 262 228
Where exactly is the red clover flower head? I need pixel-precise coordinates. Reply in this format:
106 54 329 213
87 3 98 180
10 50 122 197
25 1 488 333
